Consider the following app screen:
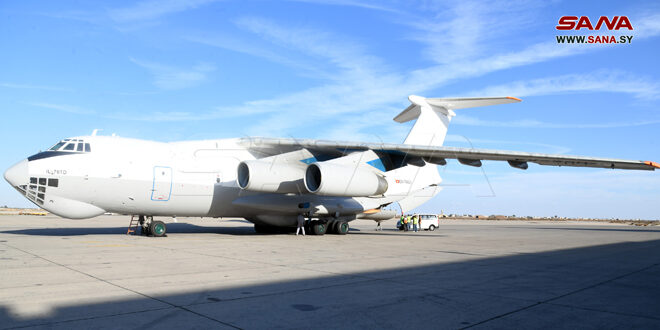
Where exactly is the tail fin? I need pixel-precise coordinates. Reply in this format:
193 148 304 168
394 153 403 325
395 95 521 146
389 95 521 212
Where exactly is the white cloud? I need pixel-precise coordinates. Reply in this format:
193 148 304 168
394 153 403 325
185 34 329 78
633 12 660 39
233 16 387 77
116 5 660 140
464 70 660 100
208 13 660 136
1 83 72 92
287 0 400 13
453 115 660 129
129 58 216 90
108 0 220 22
403 0 547 64
26 102 95 115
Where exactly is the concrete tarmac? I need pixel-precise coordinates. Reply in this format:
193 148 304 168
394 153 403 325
1 215 659 329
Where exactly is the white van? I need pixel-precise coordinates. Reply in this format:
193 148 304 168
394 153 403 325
417 214 439 231
397 214 439 231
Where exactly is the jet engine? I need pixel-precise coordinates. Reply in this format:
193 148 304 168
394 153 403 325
237 160 305 193
304 162 388 197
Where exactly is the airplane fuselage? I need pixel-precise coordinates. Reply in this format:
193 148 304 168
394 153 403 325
6 135 401 227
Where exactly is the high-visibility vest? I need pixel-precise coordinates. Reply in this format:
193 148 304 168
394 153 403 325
413 217 418 225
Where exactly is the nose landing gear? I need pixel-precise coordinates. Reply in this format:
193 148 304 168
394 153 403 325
127 215 167 237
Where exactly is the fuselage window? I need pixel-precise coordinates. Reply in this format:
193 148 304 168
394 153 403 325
63 143 75 151
77 143 84 152
84 143 91 152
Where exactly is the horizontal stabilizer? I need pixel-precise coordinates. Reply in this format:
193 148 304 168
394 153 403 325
394 95 521 123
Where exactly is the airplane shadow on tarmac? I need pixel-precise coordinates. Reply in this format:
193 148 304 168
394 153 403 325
0 223 255 236
1 240 659 329
0 224 446 237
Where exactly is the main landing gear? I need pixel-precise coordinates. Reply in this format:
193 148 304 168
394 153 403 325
252 219 350 236
127 215 167 237
305 220 349 235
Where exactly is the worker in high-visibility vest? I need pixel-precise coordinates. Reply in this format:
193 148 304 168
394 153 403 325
413 215 419 232
403 216 409 231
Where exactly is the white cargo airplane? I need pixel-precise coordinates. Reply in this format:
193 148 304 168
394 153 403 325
4 96 659 236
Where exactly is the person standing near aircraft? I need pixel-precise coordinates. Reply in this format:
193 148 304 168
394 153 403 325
296 214 306 236
413 215 419 232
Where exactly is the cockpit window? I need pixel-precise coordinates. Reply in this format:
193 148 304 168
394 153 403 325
46 139 92 153
49 142 66 151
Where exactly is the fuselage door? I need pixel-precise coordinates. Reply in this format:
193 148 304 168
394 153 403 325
151 166 172 201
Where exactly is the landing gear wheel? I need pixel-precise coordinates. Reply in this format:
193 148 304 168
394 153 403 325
150 220 167 237
311 221 326 235
325 221 335 234
336 221 349 235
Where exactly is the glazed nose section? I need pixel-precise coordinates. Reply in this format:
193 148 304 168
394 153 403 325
4 159 28 187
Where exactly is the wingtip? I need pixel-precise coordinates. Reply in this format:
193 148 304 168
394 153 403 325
644 161 660 169
507 96 522 102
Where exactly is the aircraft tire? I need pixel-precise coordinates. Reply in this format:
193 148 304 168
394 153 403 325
336 221 349 235
311 221 326 236
328 221 338 234
150 221 167 237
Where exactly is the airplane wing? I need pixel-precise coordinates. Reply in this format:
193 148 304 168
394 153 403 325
238 137 659 171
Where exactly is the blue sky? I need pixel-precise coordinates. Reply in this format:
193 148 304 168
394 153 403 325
1 0 659 219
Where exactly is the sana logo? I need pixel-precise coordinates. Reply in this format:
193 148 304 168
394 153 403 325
556 16 633 31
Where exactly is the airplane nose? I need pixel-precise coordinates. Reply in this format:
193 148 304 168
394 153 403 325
4 159 29 187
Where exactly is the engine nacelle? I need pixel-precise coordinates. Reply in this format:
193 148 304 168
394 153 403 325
237 160 305 193
304 162 388 197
